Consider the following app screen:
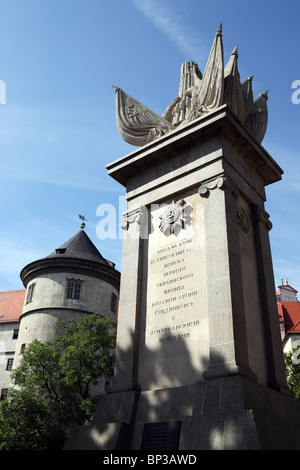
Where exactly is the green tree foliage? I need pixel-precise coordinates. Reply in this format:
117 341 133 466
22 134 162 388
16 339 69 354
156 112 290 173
0 314 116 450
284 344 300 399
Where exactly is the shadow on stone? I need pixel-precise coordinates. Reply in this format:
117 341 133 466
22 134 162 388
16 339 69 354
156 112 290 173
64 327 300 450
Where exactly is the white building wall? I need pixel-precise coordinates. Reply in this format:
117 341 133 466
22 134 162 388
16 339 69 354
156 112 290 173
0 321 19 395
277 285 298 302
22 272 118 319
13 271 118 370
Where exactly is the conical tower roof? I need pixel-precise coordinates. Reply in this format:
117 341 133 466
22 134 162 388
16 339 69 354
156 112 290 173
45 230 110 266
20 230 119 289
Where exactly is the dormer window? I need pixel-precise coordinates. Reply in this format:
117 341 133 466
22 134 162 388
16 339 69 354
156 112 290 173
55 248 66 254
66 279 82 300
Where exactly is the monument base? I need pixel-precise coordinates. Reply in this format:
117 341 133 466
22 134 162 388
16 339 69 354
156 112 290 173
64 376 300 450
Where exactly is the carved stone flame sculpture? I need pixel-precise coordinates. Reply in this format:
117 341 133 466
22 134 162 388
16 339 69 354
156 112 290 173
113 24 268 147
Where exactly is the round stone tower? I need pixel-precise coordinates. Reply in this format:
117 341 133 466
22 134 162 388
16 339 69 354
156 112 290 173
14 229 120 367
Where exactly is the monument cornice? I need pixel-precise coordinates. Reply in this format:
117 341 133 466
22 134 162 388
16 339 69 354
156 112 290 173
107 105 283 188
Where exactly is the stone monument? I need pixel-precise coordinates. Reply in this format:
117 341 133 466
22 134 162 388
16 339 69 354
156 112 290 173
65 25 300 450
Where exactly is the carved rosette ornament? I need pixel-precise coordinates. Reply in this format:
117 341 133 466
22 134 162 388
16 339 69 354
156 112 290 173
159 200 188 236
113 24 268 147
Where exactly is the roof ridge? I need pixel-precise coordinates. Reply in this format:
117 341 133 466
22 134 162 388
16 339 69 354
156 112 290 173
287 319 300 334
0 289 26 294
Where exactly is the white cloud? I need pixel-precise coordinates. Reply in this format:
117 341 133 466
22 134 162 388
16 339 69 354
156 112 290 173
131 0 208 60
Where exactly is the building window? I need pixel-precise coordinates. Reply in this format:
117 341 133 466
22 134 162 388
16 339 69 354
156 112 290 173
12 329 19 339
20 343 26 353
111 292 118 314
1 389 8 400
25 283 35 304
55 248 66 254
6 359 13 371
66 279 82 300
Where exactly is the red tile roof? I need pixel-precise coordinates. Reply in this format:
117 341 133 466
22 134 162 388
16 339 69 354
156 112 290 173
278 302 285 323
278 301 300 334
0 290 26 323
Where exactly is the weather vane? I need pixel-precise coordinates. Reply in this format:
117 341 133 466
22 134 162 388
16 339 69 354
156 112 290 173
79 214 88 229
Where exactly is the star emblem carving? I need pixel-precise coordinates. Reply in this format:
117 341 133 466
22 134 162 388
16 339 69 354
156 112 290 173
159 200 188 235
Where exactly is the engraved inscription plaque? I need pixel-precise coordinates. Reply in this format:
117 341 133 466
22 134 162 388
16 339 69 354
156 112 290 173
138 193 210 389
141 421 181 450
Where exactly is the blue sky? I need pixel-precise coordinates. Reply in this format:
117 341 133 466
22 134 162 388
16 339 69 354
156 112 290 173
0 0 299 294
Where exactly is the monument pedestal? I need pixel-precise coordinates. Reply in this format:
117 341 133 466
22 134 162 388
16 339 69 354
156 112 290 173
64 106 300 450
65 376 300 450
